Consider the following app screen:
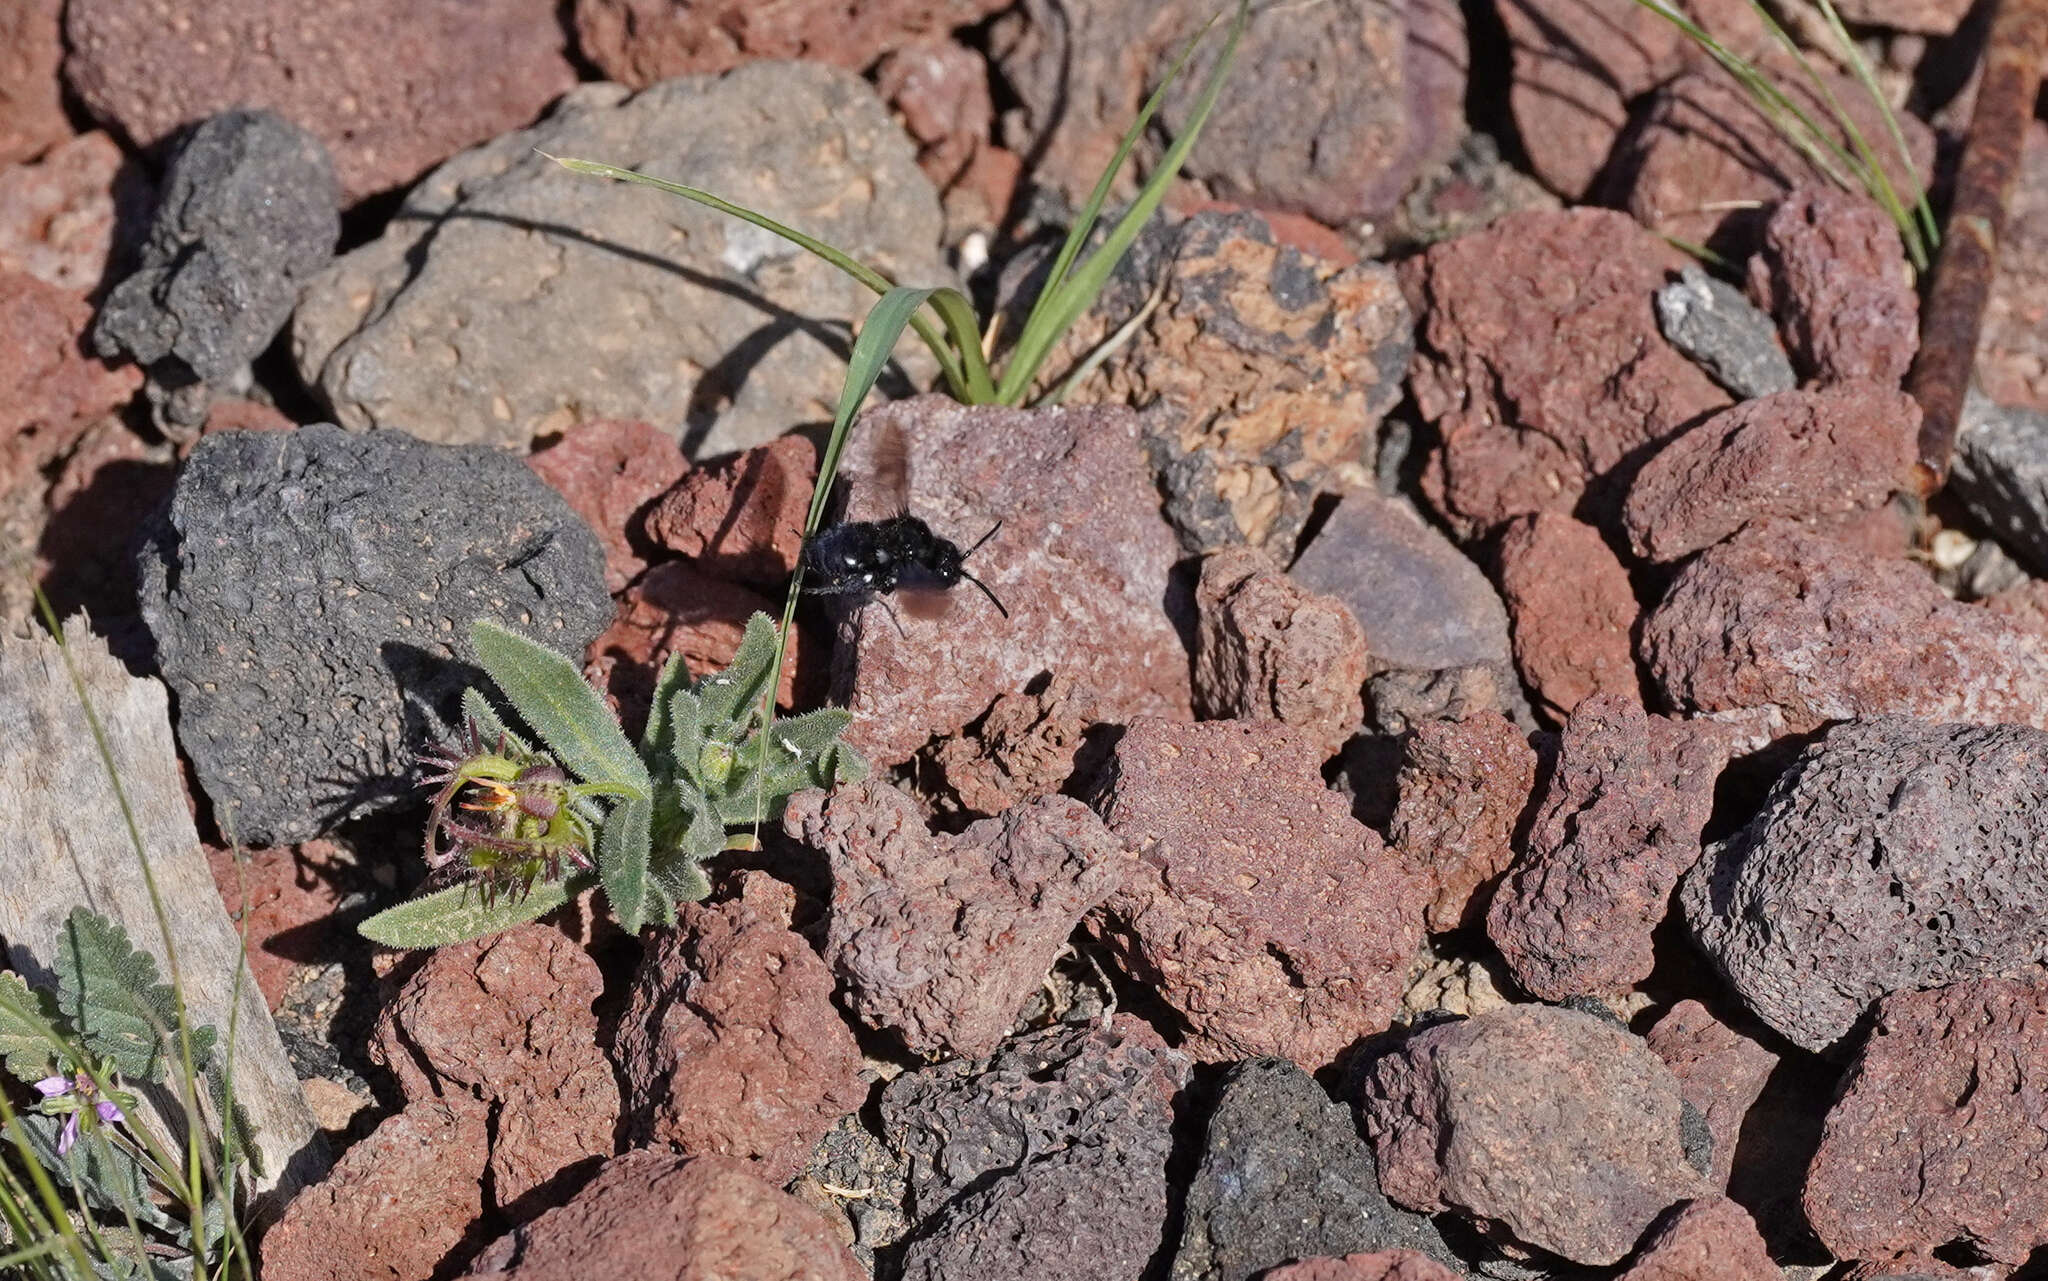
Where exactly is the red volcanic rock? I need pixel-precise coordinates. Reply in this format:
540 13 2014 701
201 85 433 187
613 873 865 1185
527 419 688 592
931 672 1098 818
1832 0 1973 34
1263 1253 1463 1281
1807 977 2048 1266
641 432 813 586
1494 511 1640 720
1091 718 1424 1069
874 38 1018 231
786 782 1125 1060
262 1101 490 1281
371 923 618 1210
1387 710 1540 932
1642 520 2048 739
0 0 69 167
1748 187 1919 386
64 0 576 202
573 0 1010 84
1487 695 1729 1001
1194 546 1370 756
1359 1004 1709 1266
457 1151 865 1281
1618 1198 1778 1281
584 561 807 732
1643 1000 1776 1190
0 132 150 296
1979 122 2048 413
1623 383 1921 563
1403 208 1729 539
205 841 354 1011
1 269 139 448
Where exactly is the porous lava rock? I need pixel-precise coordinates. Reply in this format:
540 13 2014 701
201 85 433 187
0 0 67 168
783 782 1126 1060
1979 122 2048 413
1170 1058 1456 1281
1057 210 1411 555
1805 976 2048 1266
370 923 618 1210
1654 263 1798 400
572 0 1010 84
1387 710 1540 933
1623 383 1921 563
526 419 688 592
261 1101 490 1281
204 840 356 1011
1357 1004 1710 1266
456 1150 864 1281
1403 208 1729 539
5 413 171 634
1617 1198 1778 1281
293 66 948 454
992 0 1465 226
875 38 1018 237
613 873 865 1185
829 397 1191 766
1 268 139 448
135 424 612 845
63 0 575 202
1950 395 2048 577
1486 695 1728 1001
931 673 1098 818
1494 511 1640 720
1643 1000 1776 1191
91 110 338 432
1831 0 1973 35
1091 718 1424 1069
1261 1255 1463 1281
641 432 814 586
1194 546 1370 756
1683 718 2048 1051
881 1019 1187 1281
0 131 151 296
1642 520 2048 741
1747 187 1919 387
584 561 804 733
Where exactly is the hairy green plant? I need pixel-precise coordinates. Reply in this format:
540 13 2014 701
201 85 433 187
1630 0 1938 271
359 614 865 948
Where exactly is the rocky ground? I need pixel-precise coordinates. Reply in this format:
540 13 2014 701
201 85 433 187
6 0 2048 1277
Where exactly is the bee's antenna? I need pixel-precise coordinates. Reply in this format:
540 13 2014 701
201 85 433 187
961 570 1010 619
963 520 1003 561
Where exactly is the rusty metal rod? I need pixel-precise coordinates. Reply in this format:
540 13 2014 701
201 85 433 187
1908 0 2048 495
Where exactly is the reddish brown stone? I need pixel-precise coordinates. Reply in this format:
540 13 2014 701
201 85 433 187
527 419 689 592
1388 710 1540 933
1091 718 1424 1070
26 414 173 632
1617 1198 1778 1281
1642 520 2048 739
931 673 1097 818
0 0 69 168
205 841 353 1011
584 561 806 732
1979 121 2048 413
786 783 1126 1060
0 269 139 449
456 1151 865 1281
614 873 865 1185
1358 1004 1709 1266
1263 1252 1463 1281
1495 511 1640 720
641 432 812 587
1486 695 1729 1001
1643 1001 1776 1190
0 132 149 296
1748 187 1919 386
573 0 1010 85
1624 383 1921 563
1808 977 2048 1266
64 0 577 201
1194 546 1370 756
370 923 618 1210
1403 208 1729 539
261 1101 490 1281
1832 0 1973 34
875 38 1006 233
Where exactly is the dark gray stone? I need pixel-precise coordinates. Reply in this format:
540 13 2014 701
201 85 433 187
1949 392 2048 578
1654 263 1797 400
92 110 339 431
136 424 612 845
1171 1058 1457 1281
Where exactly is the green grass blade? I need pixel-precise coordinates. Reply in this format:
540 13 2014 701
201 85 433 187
469 620 650 797
1811 0 1938 264
1000 0 1250 405
543 154 972 398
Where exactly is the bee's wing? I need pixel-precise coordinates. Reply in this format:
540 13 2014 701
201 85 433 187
897 585 955 621
868 419 913 518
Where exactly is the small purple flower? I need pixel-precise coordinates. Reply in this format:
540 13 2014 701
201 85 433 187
34 1073 124 1155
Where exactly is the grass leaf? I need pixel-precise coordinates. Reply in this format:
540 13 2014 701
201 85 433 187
470 620 649 797
358 878 584 949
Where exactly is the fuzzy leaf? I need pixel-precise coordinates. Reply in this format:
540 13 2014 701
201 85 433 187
53 909 184 1083
358 878 583 949
647 852 712 908
665 687 707 788
470 620 649 797
694 614 777 733
0 971 62 1085
8 1115 178 1237
598 794 655 934
461 686 532 756
641 653 690 760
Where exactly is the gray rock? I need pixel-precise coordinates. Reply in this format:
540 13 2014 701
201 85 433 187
136 425 612 845
92 110 339 432
1683 717 2048 1051
292 65 950 456
1654 264 1797 400
1949 392 2048 577
1171 1058 1457 1281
